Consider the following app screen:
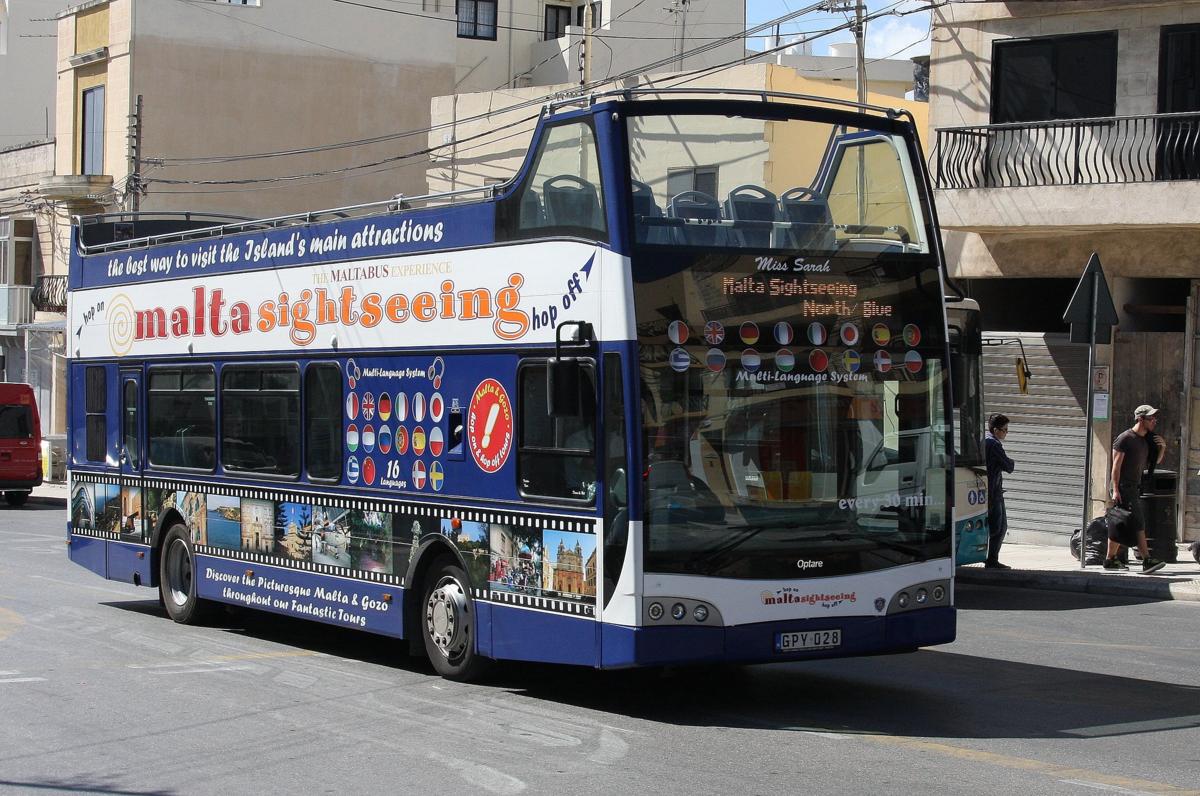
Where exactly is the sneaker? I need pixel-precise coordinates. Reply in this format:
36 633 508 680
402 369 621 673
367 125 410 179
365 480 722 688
1103 558 1128 571
1141 558 1166 574
984 561 1011 570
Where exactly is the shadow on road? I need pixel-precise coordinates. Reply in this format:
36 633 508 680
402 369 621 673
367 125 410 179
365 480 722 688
98 591 1200 744
954 582 1170 611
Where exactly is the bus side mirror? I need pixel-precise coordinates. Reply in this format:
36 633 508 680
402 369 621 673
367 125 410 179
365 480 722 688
548 358 583 417
1016 357 1030 395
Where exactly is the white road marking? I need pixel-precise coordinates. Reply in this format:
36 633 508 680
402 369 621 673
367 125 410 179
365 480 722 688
0 677 47 684
29 574 140 597
588 727 629 764
427 751 526 795
1060 779 1160 795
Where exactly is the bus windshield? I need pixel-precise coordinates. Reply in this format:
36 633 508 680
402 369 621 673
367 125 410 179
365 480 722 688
627 111 930 255
629 109 949 581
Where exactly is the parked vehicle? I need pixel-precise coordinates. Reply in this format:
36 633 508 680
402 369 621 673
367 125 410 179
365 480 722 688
0 383 43 506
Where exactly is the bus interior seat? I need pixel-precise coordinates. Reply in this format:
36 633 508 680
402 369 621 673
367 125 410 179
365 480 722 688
667 190 731 246
543 174 602 229
724 184 779 248
779 187 836 251
631 179 679 244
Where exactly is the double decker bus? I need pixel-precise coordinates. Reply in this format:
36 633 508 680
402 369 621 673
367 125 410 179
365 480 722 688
66 89 955 680
947 298 988 564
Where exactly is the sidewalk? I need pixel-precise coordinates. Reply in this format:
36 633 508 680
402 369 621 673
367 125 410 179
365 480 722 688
957 542 1200 602
30 481 68 506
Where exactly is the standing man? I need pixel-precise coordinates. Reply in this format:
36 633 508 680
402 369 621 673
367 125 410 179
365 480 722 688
984 414 1015 569
1108 404 1167 574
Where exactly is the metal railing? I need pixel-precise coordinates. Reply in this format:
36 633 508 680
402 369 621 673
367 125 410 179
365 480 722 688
934 112 1200 189
32 275 67 313
0 285 33 327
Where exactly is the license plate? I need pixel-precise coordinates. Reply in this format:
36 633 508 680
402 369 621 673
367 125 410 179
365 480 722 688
776 629 841 652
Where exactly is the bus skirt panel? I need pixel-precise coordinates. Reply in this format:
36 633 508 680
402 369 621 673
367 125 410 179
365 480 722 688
487 602 599 666
68 533 108 579
600 607 956 668
108 540 154 586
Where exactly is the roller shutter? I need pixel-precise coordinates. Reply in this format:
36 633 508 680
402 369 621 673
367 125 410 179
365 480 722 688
981 332 1088 544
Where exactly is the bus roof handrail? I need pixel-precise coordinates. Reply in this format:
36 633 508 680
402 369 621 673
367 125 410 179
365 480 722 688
555 86 909 122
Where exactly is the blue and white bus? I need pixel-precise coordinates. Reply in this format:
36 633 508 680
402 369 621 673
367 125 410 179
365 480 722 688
67 89 955 680
948 298 988 564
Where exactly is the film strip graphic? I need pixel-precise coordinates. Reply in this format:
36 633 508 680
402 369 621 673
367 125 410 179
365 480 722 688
68 472 599 617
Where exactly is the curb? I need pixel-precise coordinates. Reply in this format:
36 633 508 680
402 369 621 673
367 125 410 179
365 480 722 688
29 495 67 507
956 567 1200 602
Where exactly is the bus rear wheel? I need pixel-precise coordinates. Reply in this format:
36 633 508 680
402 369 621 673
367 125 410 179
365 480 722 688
4 491 29 507
159 524 211 624
421 560 490 681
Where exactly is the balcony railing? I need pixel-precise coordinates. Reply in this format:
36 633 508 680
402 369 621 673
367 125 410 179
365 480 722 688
0 285 34 327
934 112 1200 189
32 275 67 313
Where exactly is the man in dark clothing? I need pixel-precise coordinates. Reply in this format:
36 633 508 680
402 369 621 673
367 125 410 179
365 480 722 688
1108 404 1167 574
984 414 1014 569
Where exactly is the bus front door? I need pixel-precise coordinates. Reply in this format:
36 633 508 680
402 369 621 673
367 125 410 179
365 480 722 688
119 370 145 541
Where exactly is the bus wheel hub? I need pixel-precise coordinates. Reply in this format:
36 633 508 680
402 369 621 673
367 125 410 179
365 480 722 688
426 578 468 658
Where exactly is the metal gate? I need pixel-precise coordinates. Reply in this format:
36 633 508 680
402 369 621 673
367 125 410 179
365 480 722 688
982 332 1088 545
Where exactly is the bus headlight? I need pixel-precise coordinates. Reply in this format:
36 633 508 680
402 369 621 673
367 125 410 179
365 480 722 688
693 605 709 622
915 588 928 604
932 585 946 602
648 602 664 620
897 592 910 608
671 603 686 621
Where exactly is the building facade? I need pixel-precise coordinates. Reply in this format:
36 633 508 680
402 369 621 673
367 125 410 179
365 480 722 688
930 1 1200 546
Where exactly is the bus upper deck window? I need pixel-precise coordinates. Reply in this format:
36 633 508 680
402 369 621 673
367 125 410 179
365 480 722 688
498 121 607 243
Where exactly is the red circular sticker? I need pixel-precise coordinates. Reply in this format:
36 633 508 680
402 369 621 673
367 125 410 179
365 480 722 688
467 378 514 474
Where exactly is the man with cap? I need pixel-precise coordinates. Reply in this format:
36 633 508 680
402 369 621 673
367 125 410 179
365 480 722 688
1108 404 1167 573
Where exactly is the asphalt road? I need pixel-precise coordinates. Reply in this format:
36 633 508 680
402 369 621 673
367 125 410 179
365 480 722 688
2 504 1198 795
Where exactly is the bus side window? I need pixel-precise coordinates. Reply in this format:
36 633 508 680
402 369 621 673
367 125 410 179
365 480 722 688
518 360 597 502
85 366 107 463
147 366 216 472
305 363 342 481
497 120 608 243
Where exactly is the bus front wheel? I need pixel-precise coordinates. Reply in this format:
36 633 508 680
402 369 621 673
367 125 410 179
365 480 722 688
159 524 211 624
421 560 490 681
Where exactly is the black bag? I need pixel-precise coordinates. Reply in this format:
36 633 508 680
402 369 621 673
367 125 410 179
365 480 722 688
1071 516 1111 566
1105 505 1134 542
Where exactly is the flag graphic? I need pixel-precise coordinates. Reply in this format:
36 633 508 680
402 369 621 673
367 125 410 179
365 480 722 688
841 323 860 347
809 349 829 373
413 393 426 422
412 460 427 489
704 321 725 345
740 322 760 345
706 348 726 373
430 393 445 423
776 349 795 373
742 349 762 373
378 425 393 454
378 393 392 421
430 461 445 492
874 350 892 373
361 392 375 421
669 348 691 373
843 350 861 373
362 457 376 486
774 322 794 345
872 324 891 346
905 350 923 373
903 324 922 346
396 392 408 422
346 393 359 420
413 427 427 456
429 427 445 457
362 425 375 452
395 426 410 455
808 322 827 345
346 456 360 484
668 320 690 345
346 424 359 452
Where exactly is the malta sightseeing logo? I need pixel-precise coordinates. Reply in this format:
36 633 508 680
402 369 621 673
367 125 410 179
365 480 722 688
104 276 534 353
761 586 857 609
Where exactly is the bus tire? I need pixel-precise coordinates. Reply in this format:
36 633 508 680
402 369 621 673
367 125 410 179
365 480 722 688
4 491 29 507
159 524 211 624
421 559 490 682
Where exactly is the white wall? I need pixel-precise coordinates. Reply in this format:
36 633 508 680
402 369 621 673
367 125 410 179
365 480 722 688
0 1 66 148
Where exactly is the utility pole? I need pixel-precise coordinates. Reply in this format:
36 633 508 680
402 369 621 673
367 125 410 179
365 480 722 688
127 94 144 212
668 0 691 72
583 1 593 85
853 2 867 105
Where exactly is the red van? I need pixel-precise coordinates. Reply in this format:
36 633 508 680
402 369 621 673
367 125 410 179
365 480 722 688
0 383 42 506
